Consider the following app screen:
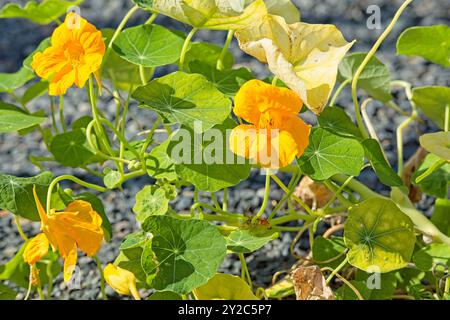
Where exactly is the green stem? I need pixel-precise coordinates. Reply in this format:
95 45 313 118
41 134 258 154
46 175 107 212
139 65 148 85
94 256 107 300
352 0 414 139
238 253 252 287
323 180 353 208
217 30 234 70
325 256 349 285
105 5 140 59
145 13 158 25
46 261 54 299
37 285 45 300
223 188 228 212
268 173 301 221
330 78 351 106
211 194 221 210
179 28 198 71
49 96 60 134
397 111 417 177
252 173 271 224
415 159 447 184
59 95 67 132
14 216 28 241
271 174 314 215
271 76 279 86
332 174 379 200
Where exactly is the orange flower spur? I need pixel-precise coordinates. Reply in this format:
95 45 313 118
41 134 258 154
30 187 104 282
230 80 311 169
31 12 105 96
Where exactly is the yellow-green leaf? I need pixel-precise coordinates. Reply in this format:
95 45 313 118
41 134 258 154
193 273 258 300
420 131 450 161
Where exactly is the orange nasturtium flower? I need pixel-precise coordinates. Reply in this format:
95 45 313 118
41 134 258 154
104 264 141 300
230 80 311 169
26 187 104 282
31 12 105 96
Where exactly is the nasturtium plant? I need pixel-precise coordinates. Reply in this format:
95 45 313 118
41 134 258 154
0 0 449 302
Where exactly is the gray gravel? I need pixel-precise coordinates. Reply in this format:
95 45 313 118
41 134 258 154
0 0 449 299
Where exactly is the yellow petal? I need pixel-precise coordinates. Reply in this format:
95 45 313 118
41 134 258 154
282 117 311 158
152 0 267 30
63 242 78 282
23 233 49 265
48 200 104 257
32 186 48 225
104 264 141 300
236 15 354 114
230 124 258 159
234 79 303 124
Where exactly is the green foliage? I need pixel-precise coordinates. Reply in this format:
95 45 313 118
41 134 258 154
338 52 393 102
142 216 227 294
133 71 232 133
397 25 450 67
345 198 416 273
298 127 365 180
0 171 53 221
0 102 45 133
412 86 450 130
50 130 96 168
133 185 172 224
0 0 83 24
226 229 279 254
412 154 449 198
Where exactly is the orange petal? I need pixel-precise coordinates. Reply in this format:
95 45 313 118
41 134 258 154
63 242 78 282
32 186 48 224
282 117 312 158
234 79 303 124
48 65 76 96
23 233 49 265
49 200 104 257
31 46 67 80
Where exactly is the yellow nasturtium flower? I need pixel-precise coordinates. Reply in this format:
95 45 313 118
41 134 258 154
23 233 50 265
150 0 267 30
230 79 311 169
31 12 105 96
104 264 141 300
236 15 354 114
32 187 104 282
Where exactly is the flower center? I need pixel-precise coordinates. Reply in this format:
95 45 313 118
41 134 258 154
64 41 84 65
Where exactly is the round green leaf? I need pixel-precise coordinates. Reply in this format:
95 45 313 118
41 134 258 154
133 71 232 133
397 25 450 67
226 229 279 254
0 283 17 300
344 198 416 273
113 25 185 68
168 119 251 192
298 127 365 181
184 42 234 71
420 131 450 161
0 171 53 221
431 198 450 237
133 185 171 224
0 0 83 25
146 140 178 182
338 52 393 103
114 246 148 287
148 291 182 300
0 68 34 93
412 86 450 130
193 273 259 300
103 169 122 190
0 102 45 133
312 236 346 268
50 130 95 168
142 216 227 294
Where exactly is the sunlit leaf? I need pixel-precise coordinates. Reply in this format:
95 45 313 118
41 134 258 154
317 106 362 139
0 102 45 133
420 131 450 161
431 198 450 237
412 86 450 130
142 216 227 294
133 71 232 133
168 118 251 192
133 185 171 224
193 273 258 300
298 127 365 180
397 25 450 67
344 198 416 273
50 130 95 168
412 154 450 198
0 0 83 25
113 25 185 68
413 243 450 271
226 229 278 253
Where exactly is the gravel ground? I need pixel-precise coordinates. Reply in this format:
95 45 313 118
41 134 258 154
0 0 449 300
